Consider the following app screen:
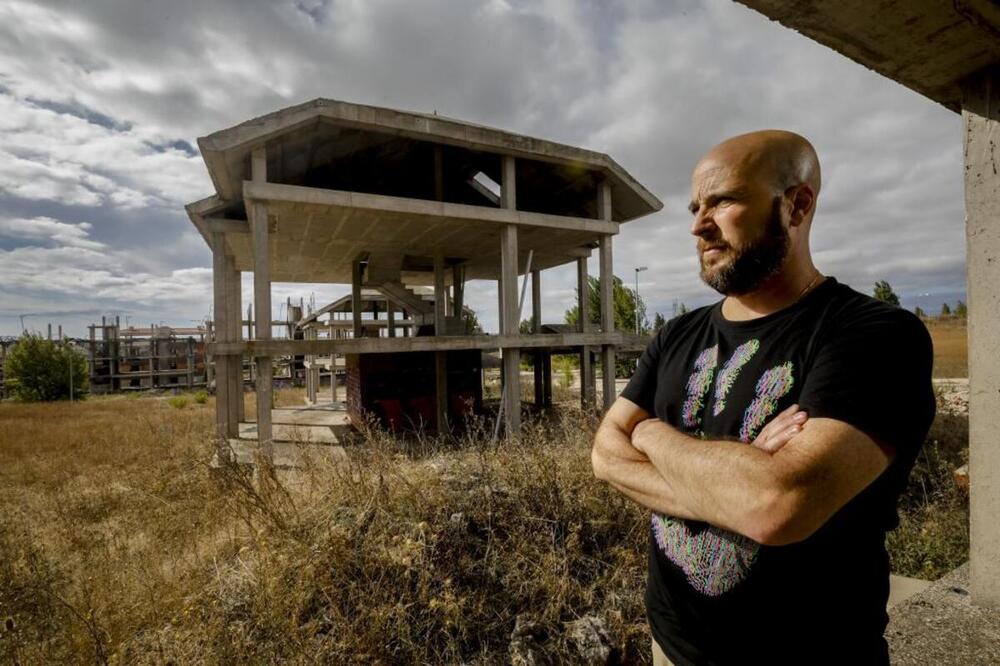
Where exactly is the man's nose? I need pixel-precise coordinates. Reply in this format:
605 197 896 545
690 209 715 238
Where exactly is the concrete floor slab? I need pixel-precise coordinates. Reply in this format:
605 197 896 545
222 438 348 469
887 564 1000 665
888 575 933 609
237 403 353 444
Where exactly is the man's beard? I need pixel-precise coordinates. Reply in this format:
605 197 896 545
699 197 790 296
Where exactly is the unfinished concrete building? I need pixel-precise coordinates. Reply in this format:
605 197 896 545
186 98 661 458
0 337 15 400
88 319 209 393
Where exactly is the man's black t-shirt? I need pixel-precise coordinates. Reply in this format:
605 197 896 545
620 277 935 666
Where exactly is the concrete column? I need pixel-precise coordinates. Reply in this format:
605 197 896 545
962 66 1000 608
500 223 520 433
233 267 245 422
500 154 521 433
434 253 447 335
532 269 544 406
434 252 448 431
577 255 595 408
352 259 363 339
598 181 616 412
453 264 465 318
250 147 273 459
387 301 396 338
497 277 505 334
225 257 241 434
211 232 231 453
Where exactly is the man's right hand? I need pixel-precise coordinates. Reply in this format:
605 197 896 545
751 403 808 453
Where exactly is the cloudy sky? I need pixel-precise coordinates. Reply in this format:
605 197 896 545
0 0 965 337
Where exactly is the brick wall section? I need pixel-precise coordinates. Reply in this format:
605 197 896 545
345 354 363 426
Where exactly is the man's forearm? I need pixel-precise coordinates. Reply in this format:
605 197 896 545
633 421 787 540
592 422 703 518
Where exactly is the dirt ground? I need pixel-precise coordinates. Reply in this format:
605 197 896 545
925 318 967 378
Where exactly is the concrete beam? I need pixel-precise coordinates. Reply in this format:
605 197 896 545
242 180 620 235
205 217 250 234
210 331 627 357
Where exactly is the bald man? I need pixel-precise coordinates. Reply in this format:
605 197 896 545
592 131 935 665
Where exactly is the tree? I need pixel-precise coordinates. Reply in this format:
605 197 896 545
955 300 967 318
872 280 900 306
519 315 538 334
941 302 952 317
678 302 690 315
913 306 926 319
462 309 484 335
653 312 667 331
3 334 88 401
564 275 648 333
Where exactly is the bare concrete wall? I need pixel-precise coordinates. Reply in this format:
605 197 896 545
962 66 1000 608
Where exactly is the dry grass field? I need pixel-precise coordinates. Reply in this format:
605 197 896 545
0 375 969 662
925 317 968 378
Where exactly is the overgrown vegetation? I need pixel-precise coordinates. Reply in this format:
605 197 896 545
0 385 969 663
2 334 88 402
887 408 969 579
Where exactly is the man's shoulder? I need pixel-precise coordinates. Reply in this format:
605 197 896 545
824 281 925 329
818 281 931 349
652 304 715 344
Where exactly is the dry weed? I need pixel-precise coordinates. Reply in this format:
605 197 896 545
0 387 970 664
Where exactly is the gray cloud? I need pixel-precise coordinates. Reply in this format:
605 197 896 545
0 0 965 336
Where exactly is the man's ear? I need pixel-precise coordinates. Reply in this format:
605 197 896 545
786 184 816 226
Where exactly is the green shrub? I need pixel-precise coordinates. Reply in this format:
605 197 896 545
3 334 88 402
193 390 209 405
167 395 189 409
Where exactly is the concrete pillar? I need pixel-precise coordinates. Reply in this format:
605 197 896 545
434 253 447 335
453 264 465 319
500 154 520 433
250 147 273 460
211 232 232 459
434 252 448 431
532 269 544 407
500 223 520 433
962 66 1000 608
225 257 241 434
577 255 595 408
497 277 505 334
352 258 363 339
387 301 396 338
598 181 616 412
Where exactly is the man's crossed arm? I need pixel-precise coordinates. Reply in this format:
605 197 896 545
591 397 895 546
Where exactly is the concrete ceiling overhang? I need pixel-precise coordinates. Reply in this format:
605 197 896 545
195 97 662 223
734 0 1000 112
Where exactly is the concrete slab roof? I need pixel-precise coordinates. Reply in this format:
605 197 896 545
187 98 663 284
734 0 1000 112
195 97 662 221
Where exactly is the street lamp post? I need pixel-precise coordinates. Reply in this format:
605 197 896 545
634 266 648 334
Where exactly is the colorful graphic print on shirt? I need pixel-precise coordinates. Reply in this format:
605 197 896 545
654 340 796 596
